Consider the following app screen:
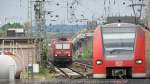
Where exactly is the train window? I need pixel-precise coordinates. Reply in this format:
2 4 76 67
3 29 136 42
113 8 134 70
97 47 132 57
102 27 135 60
55 44 63 49
103 33 135 40
63 44 70 49
55 43 70 49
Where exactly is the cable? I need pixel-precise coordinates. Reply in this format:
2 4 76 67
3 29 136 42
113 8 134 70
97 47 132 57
20 0 22 7
130 0 137 24
139 0 145 18
114 0 116 5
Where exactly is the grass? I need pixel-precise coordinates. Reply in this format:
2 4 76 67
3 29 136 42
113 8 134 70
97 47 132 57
82 37 93 59
33 66 56 80
21 66 56 80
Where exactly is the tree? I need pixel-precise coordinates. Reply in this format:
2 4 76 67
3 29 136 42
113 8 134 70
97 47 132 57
0 22 24 32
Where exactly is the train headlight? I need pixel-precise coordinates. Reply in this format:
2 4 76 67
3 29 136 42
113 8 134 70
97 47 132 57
96 60 102 65
136 59 142 64
55 54 57 56
68 54 70 56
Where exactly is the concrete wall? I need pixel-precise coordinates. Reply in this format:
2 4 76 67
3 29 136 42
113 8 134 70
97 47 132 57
0 42 37 68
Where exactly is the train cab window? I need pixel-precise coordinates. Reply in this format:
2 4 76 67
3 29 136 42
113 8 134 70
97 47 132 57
102 27 136 60
63 44 70 49
55 43 70 49
55 44 63 49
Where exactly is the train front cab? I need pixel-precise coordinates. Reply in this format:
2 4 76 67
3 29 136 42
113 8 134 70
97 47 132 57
53 42 73 64
93 23 150 78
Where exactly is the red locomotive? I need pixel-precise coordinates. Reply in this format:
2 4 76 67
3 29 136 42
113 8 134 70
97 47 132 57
48 37 73 65
93 23 150 78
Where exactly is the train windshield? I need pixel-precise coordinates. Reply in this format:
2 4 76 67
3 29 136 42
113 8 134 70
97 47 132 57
63 44 70 49
102 27 135 60
56 44 62 49
55 43 70 49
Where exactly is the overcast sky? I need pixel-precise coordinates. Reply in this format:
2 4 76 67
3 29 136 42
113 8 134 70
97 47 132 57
0 0 147 26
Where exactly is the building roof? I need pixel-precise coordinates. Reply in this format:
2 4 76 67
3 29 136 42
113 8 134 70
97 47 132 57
0 37 43 40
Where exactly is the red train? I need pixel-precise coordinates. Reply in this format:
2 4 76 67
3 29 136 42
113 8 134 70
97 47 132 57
93 23 150 78
48 37 73 65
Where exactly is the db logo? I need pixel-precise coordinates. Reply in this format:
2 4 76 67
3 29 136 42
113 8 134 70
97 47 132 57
115 61 123 66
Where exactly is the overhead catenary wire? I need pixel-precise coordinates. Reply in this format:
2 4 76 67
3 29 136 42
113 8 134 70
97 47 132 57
139 0 145 18
114 0 116 5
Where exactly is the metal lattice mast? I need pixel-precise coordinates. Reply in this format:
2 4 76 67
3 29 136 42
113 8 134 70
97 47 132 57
27 0 34 79
27 0 32 36
34 0 47 64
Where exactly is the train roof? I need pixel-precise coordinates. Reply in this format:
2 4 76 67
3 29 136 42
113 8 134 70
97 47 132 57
99 23 145 33
101 23 141 28
51 39 72 44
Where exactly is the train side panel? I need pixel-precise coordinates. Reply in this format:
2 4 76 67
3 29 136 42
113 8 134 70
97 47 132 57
93 26 106 78
133 27 146 78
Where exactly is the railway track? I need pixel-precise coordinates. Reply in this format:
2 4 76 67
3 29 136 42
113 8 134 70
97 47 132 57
73 62 93 68
55 67 84 79
48 59 93 79
69 61 93 78
48 62 85 79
